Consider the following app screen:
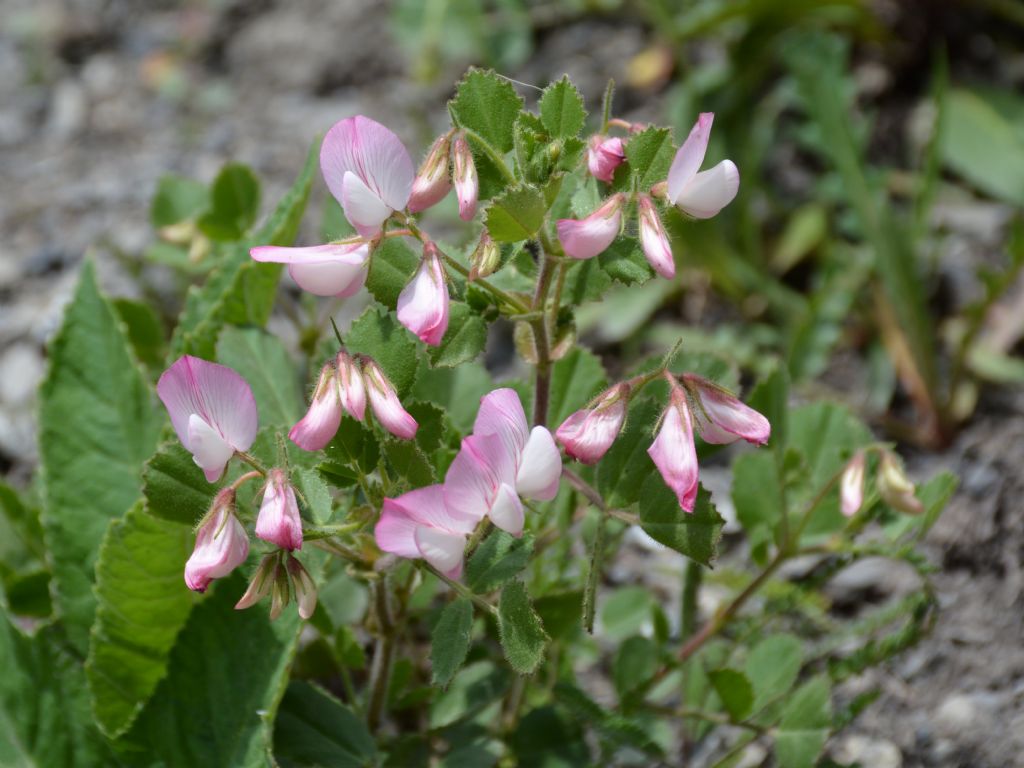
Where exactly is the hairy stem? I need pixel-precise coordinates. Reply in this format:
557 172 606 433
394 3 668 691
422 562 498 616
367 579 395 730
531 248 558 427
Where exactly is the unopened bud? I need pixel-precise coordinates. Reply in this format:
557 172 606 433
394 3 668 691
407 134 452 213
469 231 501 281
453 136 478 221
235 554 279 611
840 451 865 517
878 453 924 515
286 555 318 620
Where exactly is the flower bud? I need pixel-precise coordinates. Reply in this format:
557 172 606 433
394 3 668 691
289 363 343 451
270 561 291 621
682 374 770 446
469 231 501 281
336 350 367 421
556 194 625 260
638 195 674 279
362 358 418 440
452 136 478 221
184 488 249 592
397 241 449 346
235 553 279 611
407 134 452 213
648 386 699 512
878 453 923 515
556 383 629 464
587 135 626 183
255 469 304 551
840 451 866 517
286 555 318 620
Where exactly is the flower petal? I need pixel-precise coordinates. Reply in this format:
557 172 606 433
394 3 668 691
365 363 418 440
689 377 770 446
638 196 675 279
255 472 303 551
647 399 699 512
397 245 449 346
320 115 414 213
556 195 623 260
473 388 529 461
488 483 524 537
157 356 258 456
185 506 249 592
374 500 420 558
342 171 392 238
587 135 626 183
187 414 235 482
414 526 466 578
673 160 739 220
515 426 561 500
251 242 370 297
289 369 343 451
667 113 713 202
337 353 367 421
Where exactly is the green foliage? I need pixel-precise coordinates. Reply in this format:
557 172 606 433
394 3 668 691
86 503 195 738
39 261 164 655
774 675 832 768
497 581 548 675
198 163 262 241
485 185 547 242
614 126 677 192
465 531 534 594
429 301 488 368
275 681 377 768
217 327 303 427
638 481 725 566
431 598 475 687
366 237 420 309
548 346 607 427
345 307 420 395
709 668 755 721
613 636 658 699
597 398 660 508
143 442 216 525
539 76 587 139
150 174 208 228
449 68 525 154
746 633 804 712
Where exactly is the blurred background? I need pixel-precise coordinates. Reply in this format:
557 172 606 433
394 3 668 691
1 0 1023 764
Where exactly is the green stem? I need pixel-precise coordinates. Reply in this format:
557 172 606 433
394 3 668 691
680 559 702 641
423 562 498 616
234 450 269 475
457 126 517 184
582 513 607 634
366 579 395 730
531 249 558 427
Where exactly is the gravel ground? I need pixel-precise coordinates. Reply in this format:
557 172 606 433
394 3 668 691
1 2 1021 766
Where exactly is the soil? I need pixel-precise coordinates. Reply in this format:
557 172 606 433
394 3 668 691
1 1 1021 766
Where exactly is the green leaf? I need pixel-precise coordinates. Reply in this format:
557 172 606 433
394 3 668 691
465 531 534 594
217 327 303 427
638 481 725 567
709 669 755 721
775 675 832 768
143 441 217 525
112 298 167 371
197 163 262 241
431 597 475 687
0 613 119 766
324 420 380 478
429 301 488 368
429 660 510 730
617 126 676 192
596 398 660 508
150 174 209 228
345 306 420 395
123 571 309 766
274 681 377 768
485 185 547 243
745 633 803 712
599 586 653 642
382 438 435 488
539 75 587 139
497 581 548 675
39 260 163 655
366 237 420 309
732 452 781 565
548 346 607 428
171 140 317 359
86 504 195 738
450 67 525 153
941 88 1024 205
613 636 658 699
534 590 583 642
411 360 493 434
598 236 654 285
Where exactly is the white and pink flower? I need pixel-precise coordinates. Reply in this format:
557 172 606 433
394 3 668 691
452 136 478 221
407 134 452 214
648 386 700 513
587 135 626 183
157 356 258 482
290 364 344 451
375 485 475 577
556 194 624 260
364 359 418 440
666 113 740 220
840 451 866 517
682 374 770 446
250 241 369 298
397 242 449 346
255 469 303 551
444 389 561 536
185 488 249 592
556 384 629 465
638 195 674 279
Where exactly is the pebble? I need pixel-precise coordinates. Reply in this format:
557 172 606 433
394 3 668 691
832 734 902 768
46 79 88 140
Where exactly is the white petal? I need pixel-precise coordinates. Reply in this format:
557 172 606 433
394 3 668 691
341 171 392 237
515 426 562 500
187 413 235 482
488 483 525 537
288 258 368 297
414 525 466 577
667 113 713 202
674 160 739 219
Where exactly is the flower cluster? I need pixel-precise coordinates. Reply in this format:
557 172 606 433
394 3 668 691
375 389 562 577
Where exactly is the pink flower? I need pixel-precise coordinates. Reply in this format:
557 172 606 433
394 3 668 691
397 242 449 346
250 241 369 298
556 384 629 465
682 374 770 446
336 351 366 421
587 135 626 182
158 356 258 482
452 136 478 221
407 134 453 213
320 115 415 237
185 488 249 592
840 451 865 517
255 469 303 551
556 194 624 260
444 389 561 536
648 388 699 512
375 485 475 577
667 113 739 219
363 359 418 440
638 195 674 278
290 364 343 451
